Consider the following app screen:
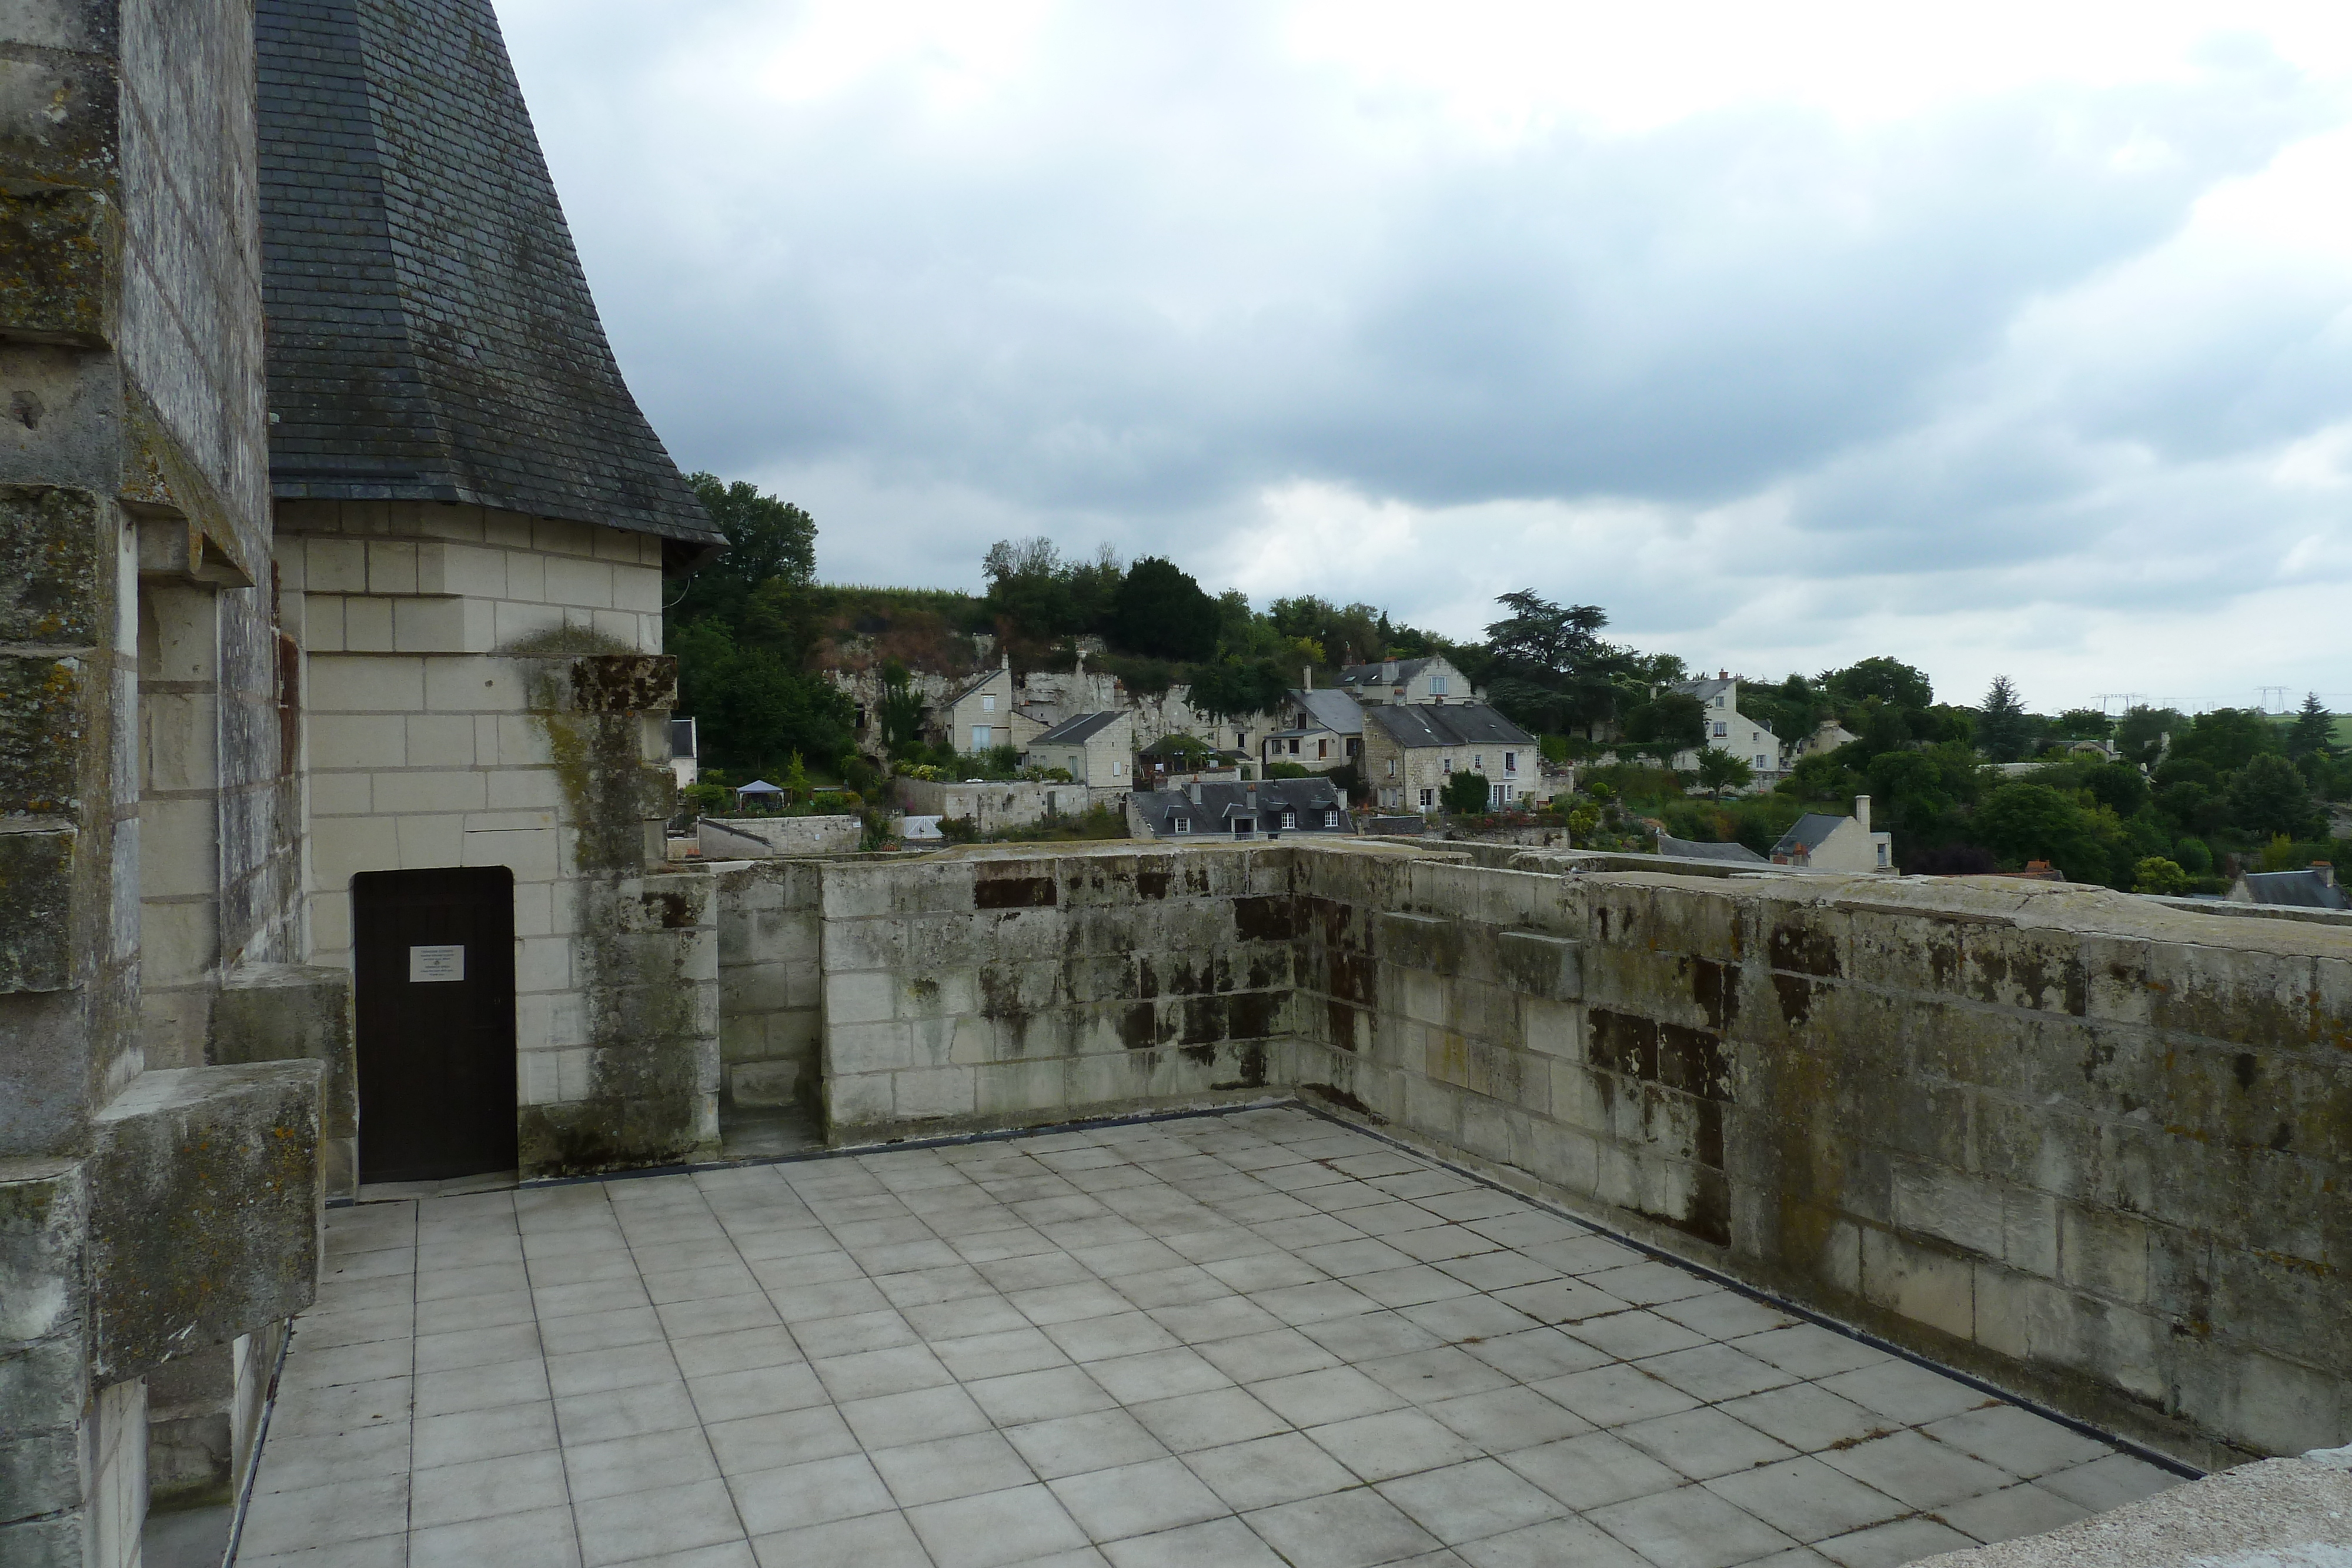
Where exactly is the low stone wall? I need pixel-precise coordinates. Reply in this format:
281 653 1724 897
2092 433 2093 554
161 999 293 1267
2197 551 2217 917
714 861 824 1111
699 814 861 858
814 846 1295 1138
895 778 1110 834
1287 851 2351 1468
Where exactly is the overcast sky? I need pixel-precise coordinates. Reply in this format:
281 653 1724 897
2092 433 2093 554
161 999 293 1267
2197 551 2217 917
503 0 2352 716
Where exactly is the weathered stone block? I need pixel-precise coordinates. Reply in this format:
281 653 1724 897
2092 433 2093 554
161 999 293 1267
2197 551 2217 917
89 1064 322 1381
1860 1227 1973 1340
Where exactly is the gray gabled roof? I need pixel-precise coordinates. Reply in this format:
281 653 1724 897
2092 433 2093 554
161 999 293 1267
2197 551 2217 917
1292 688 1365 735
1772 813 1847 855
1656 833 1768 864
1032 711 1125 745
1362 703 1535 750
2241 869 2348 910
256 0 719 549
1135 780 1347 834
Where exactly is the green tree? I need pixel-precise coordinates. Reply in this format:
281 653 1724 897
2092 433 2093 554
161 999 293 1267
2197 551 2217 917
1481 591 1626 736
674 474 817 621
2173 708 2278 773
2227 753 2321 840
2287 693 2337 761
1976 675 2033 762
2115 704 2184 767
2132 857 2189 895
877 659 926 754
1618 691 1706 758
671 620 856 777
1111 556 1220 661
983 537 1080 641
1188 657 1288 720
1821 657 1935 714
1440 771 1492 815
1695 748 1753 800
1971 781 2116 884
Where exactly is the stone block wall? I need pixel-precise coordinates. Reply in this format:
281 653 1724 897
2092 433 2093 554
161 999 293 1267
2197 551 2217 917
814 847 1291 1139
896 778 1110 834
716 861 824 1111
700 815 862 858
1284 852 2352 1467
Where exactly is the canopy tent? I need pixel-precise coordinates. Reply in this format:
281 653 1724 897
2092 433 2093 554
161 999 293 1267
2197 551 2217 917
733 780 786 800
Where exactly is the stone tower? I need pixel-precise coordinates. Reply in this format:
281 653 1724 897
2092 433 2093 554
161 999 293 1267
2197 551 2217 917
256 0 729 1183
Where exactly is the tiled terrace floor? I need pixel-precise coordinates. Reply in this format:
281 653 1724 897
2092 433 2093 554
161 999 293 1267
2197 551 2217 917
237 1108 2181 1568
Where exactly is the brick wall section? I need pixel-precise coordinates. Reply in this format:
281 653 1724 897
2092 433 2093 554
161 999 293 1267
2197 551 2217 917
1285 852 2351 1467
814 848 1295 1139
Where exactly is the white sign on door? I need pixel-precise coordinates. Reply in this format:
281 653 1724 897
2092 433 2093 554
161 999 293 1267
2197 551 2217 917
409 944 465 983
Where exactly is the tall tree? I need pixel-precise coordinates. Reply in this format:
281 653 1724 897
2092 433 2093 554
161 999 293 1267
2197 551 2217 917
677 474 816 621
2226 753 2321 840
2115 704 2183 767
1821 657 1935 714
2287 693 2337 760
1696 748 1754 800
1976 675 2033 762
1481 591 1624 736
1111 557 1220 662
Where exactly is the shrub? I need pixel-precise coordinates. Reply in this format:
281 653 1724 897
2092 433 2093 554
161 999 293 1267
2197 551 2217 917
2132 857 2190 896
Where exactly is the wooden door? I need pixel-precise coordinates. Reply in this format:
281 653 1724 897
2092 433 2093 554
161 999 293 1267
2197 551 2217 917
352 867 517 1182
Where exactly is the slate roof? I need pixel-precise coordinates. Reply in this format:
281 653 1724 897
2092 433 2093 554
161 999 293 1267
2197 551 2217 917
1337 657 1436 693
255 0 719 550
1292 688 1365 735
1362 703 1536 750
1772 813 1847 857
2240 869 2348 910
1031 711 1125 746
1134 780 1348 836
1656 833 1768 865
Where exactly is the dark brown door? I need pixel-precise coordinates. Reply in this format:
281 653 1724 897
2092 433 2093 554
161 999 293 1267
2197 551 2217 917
352 867 518 1182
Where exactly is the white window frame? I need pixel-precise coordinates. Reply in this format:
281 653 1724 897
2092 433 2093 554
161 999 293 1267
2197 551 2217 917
1419 788 1435 810
1429 676 1449 695
1281 811 1297 829
1172 817 1191 835
1322 809 1338 827
1504 751 1516 773
982 694 996 712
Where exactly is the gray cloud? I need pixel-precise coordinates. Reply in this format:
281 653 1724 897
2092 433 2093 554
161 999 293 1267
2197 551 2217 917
509 1 2352 700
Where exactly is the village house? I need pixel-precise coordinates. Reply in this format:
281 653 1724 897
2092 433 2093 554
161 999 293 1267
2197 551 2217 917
1671 672 1786 783
1789 716 1859 761
1130 777 1349 838
1333 652 1479 706
1361 702 1539 813
1259 677 1365 773
1023 709 1136 788
1770 795 1897 872
941 656 1043 755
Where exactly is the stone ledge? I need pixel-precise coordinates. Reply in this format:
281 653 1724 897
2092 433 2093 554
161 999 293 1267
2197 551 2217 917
89 1064 323 1382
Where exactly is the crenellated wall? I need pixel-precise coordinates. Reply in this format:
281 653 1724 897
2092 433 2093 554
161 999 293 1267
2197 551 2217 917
714 840 2351 1470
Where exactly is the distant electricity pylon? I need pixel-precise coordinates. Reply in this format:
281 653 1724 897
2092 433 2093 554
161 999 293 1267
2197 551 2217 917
2094 693 2143 717
2257 686 2290 714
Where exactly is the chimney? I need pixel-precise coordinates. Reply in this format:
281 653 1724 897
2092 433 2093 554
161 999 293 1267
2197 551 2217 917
1382 658 1398 683
1303 666 1312 691
2314 861 2336 888
1719 668 1729 681
1188 781 1202 805
1074 647 1085 674
1855 795 1871 832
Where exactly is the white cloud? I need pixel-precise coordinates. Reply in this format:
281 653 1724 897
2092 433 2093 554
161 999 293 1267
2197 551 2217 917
503 0 2352 711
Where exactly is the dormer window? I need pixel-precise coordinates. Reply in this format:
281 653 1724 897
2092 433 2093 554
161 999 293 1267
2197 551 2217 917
1322 809 1338 827
1171 816 1191 835
1429 676 1449 695
1281 811 1297 829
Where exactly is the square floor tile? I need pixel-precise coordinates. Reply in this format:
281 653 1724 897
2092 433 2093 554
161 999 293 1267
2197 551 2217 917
1424 1387 1591 1453
564 1425 722 1502
1007 1408 1173 1480
1377 1458 1564 1544
967 1366 1120 1426
1050 1456 1230 1542
907 1482 1092 1568
1704 1456 1909 1541
1813 1515 1979 1567
1818 1430 2016 1509
1937 1481 2094 1543
1454 1515 1651 1567
1244 1488 1443 1568
750 1507 933 1568
1307 1408 1482 1483
873 1429 1038 1507
1252 1366 1408 1426
410 1447 567 1528
838 1383 993 1448
1535 1363 1702 1427
1716 1384 1890 1453
1181 1431 1359 1512
1586 1483 1796 1568
728 1452 896 1536
1101 1516 1289 1567
1920 1405 2114 1478
1615 1406 1797 1480
577 1477 746 1567
1502 1430 1683 1512
707 1405 862 1476
1130 1387 1292 1453
408 1505 581 1568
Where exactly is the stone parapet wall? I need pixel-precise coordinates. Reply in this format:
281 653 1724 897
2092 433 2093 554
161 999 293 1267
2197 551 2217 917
700 815 861 858
813 847 1294 1139
895 778 1110 833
